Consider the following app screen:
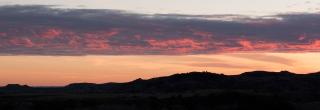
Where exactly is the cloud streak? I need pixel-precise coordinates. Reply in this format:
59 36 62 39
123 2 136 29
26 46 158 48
226 53 296 66
0 5 319 55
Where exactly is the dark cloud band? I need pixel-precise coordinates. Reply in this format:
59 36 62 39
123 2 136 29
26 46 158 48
0 5 319 55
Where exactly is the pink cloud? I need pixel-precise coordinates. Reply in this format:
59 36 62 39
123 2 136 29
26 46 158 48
40 28 63 39
0 32 7 37
146 38 209 54
10 38 34 47
238 39 254 50
84 34 110 50
286 39 320 51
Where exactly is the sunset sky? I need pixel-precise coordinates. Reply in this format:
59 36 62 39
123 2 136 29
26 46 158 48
0 0 319 86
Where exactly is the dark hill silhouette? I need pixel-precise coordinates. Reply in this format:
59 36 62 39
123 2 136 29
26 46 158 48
4 84 30 89
2 84 31 92
57 71 320 93
63 71 230 93
1 71 320 110
240 70 295 77
2 71 320 93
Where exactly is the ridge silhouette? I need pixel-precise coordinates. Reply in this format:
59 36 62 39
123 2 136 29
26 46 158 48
2 71 320 93
1 71 320 110
62 71 320 93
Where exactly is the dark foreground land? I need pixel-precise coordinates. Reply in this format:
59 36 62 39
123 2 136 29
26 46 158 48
1 71 320 110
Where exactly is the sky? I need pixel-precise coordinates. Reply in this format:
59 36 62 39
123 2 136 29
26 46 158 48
1 0 320 15
0 0 319 86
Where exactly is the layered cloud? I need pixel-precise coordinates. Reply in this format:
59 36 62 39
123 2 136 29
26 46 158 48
0 5 319 55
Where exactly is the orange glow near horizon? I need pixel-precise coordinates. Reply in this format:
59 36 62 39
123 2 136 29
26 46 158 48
0 52 319 86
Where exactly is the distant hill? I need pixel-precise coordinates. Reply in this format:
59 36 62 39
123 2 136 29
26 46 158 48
61 71 320 93
240 70 295 77
1 71 320 110
2 71 320 93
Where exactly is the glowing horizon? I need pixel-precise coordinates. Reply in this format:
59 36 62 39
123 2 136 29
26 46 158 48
0 52 319 86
